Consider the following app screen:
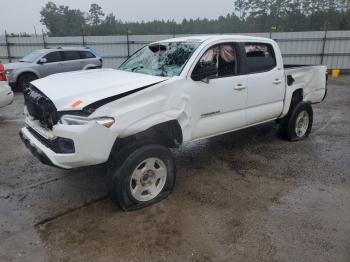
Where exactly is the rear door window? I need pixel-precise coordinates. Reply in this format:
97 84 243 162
244 43 276 73
43 51 62 63
62 51 81 61
79 51 96 59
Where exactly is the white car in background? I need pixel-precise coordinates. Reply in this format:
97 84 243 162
0 64 14 108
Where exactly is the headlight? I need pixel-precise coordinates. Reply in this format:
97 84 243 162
59 115 115 128
5 69 13 76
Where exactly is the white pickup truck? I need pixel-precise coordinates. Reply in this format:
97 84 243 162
20 35 327 210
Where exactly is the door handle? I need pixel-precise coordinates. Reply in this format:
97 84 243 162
273 79 282 85
234 84 247 91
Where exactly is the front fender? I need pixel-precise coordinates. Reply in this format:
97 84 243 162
13 68 41 83
117 94 191 140
91 79 192 142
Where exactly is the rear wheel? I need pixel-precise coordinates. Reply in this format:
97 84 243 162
279 102 313 141
17 73 37 91
107 144 176 211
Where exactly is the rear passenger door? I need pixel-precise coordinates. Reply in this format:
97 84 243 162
243 42 285 125
78 51 98 69
38 51 65 77
61 51 82 72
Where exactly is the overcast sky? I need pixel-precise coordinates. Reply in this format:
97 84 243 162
0 0 234 33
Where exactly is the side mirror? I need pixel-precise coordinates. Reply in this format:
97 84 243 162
38 58 47 64
192 62 217 82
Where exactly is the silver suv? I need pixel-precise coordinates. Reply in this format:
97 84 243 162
4 47 103 90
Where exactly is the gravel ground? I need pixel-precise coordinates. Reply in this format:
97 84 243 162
0 76 349 262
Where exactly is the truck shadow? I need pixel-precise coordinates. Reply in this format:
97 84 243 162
175 121 281 172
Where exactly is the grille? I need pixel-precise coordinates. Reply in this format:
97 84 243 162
23 85 58 129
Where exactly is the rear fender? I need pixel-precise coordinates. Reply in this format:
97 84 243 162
83 64 99 70
280 66 327 118
280 87 303 118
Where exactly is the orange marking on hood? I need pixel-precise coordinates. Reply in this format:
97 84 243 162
71 100 83 109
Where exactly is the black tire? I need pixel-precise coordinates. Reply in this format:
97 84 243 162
107 144 176 211
17 73 38 91
279 101 313 141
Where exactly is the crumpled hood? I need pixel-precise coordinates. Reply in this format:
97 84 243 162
31 69 168 111
4 62 34 70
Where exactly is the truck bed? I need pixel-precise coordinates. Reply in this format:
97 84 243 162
284 65 327 104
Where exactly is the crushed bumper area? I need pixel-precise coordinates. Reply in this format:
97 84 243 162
26 126 75 154
19 129 56 168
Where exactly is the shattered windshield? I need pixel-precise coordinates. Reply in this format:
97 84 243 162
119 41 201 77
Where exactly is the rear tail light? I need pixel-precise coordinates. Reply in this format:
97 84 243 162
0 64 7 81
99 58 103 65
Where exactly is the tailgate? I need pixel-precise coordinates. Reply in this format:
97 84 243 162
285 65 327 103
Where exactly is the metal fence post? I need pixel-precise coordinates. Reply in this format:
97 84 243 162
126 29 130 58
42 30 47 49
82 28 86 47
320 30 327 65
4 31 12 62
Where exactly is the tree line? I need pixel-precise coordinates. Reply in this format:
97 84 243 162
39 1 350 37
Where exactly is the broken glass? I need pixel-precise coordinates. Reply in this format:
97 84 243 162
119 41 201 77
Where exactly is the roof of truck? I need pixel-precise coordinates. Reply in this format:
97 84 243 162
157 34 272 44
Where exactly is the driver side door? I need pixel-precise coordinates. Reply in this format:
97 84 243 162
190 43 248 139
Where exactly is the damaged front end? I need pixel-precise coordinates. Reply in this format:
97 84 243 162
23 84 59 129
22 84 76 155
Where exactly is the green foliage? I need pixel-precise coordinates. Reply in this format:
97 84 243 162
88 3 105 26
40 0 350 36
40 2 86 36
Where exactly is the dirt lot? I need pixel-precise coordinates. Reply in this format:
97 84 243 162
0 76 349 262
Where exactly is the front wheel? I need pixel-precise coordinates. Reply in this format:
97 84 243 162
107 144 176 211
279 102 313 141
17 73 38 91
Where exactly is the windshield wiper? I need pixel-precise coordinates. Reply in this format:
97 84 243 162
160 68 168 77
131 65 144 72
